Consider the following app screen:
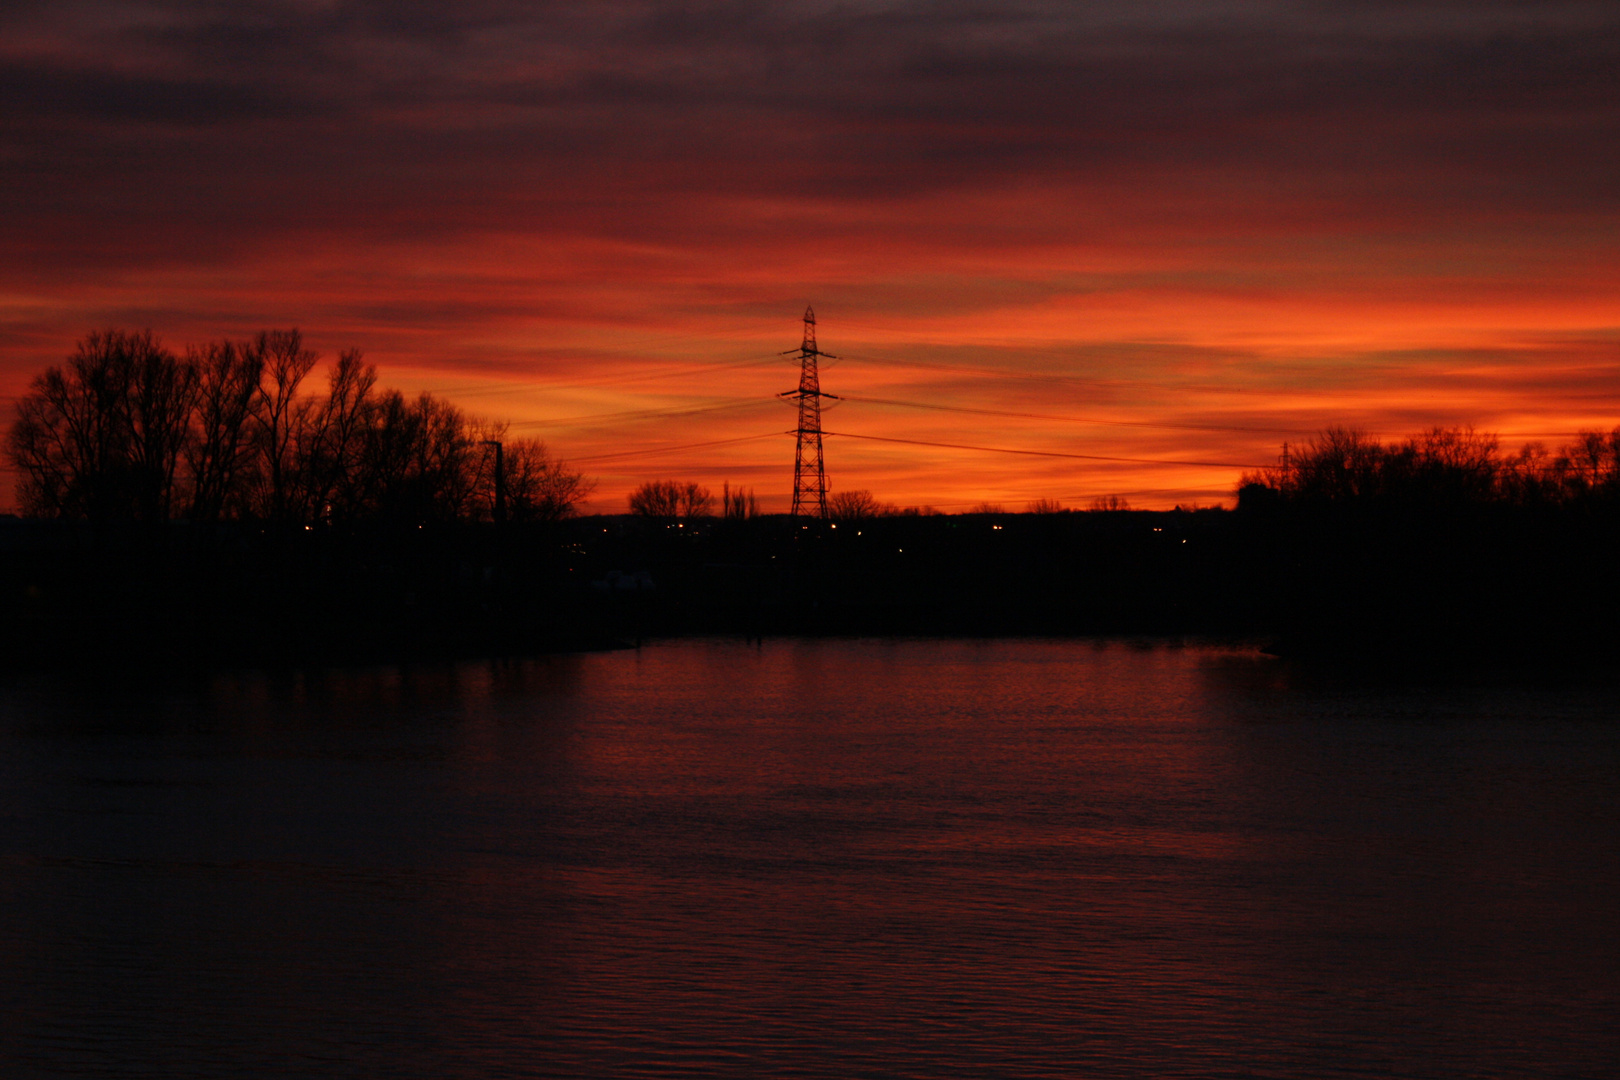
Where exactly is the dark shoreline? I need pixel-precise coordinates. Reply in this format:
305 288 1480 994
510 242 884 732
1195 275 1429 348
3 503 1618 678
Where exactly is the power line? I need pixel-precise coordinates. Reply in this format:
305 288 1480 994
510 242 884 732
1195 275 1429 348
569 431 785 464
838 393 1316 436
822 431 1269 470
507 398 771 430
832 349 1288 398
420 353 785 398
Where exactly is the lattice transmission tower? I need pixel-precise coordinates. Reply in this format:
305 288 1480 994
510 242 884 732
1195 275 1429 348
780 305 839 518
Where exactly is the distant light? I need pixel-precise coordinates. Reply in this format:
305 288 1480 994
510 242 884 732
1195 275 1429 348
830 523 837 529
992 525 1002 530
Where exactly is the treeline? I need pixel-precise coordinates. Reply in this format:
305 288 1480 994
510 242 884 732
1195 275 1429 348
625 482 917 521
1229 424 1620 665
7 329 591 524
622 483 1120 521
1240 425 1620 507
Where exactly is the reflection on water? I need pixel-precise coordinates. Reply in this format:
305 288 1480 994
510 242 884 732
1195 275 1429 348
0 640 1616 1077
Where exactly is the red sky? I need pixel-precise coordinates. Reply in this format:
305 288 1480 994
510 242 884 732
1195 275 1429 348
4 1 1619 512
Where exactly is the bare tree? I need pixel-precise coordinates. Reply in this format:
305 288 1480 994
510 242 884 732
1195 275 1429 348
722 483 760 520
679 482 713 518
354 390 420 519
185 339 264 520
351 391 478 523
828 489 883 521
295 348 378 521
1287 427 1386 501
7 329 195 520
1089 495 1130 511
630 480 711 520
481 436 594 523
1563 429 1614 496
1026 498 1064 514
249 330 319 520
411 393 477 520
123 337 199 520
630 479 681 517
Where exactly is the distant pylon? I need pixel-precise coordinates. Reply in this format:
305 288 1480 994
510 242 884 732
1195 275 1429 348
780 305 839 518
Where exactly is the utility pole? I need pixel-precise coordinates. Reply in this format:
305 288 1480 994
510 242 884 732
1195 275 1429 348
780 306 838 518
482 439 506 524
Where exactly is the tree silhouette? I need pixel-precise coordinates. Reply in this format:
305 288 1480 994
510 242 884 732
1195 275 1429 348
828 489 879 521
630 480 711 520
8 329 196 520
295 348 377 521
1243 424 1620 507
484 435 594 523
722 483 759 520
7 328 594 525
251 329 319 520
186 338 263 520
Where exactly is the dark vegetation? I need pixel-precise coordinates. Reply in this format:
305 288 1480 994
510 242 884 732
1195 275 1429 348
1235 426 1620 666
5 331 1620 670
589 424 1620 669
2 329 591 663
9 329 588 524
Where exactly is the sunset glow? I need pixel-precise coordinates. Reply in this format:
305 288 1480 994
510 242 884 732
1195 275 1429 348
4 2 1618 511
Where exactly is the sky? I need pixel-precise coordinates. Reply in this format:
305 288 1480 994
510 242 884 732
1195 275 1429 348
3 0 1619 512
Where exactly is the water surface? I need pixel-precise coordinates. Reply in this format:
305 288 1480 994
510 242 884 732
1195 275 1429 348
1 640 1616 1077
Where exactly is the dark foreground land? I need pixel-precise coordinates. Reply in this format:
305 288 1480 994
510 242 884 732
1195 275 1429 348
3 499 1618 670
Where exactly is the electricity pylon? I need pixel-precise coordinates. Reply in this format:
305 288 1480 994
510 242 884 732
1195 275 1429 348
780 305 838 518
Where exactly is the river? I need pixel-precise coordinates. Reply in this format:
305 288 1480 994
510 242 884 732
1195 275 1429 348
1 639 1615 1077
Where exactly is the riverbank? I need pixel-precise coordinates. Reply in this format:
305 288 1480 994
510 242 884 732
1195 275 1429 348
2 502 1616 671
